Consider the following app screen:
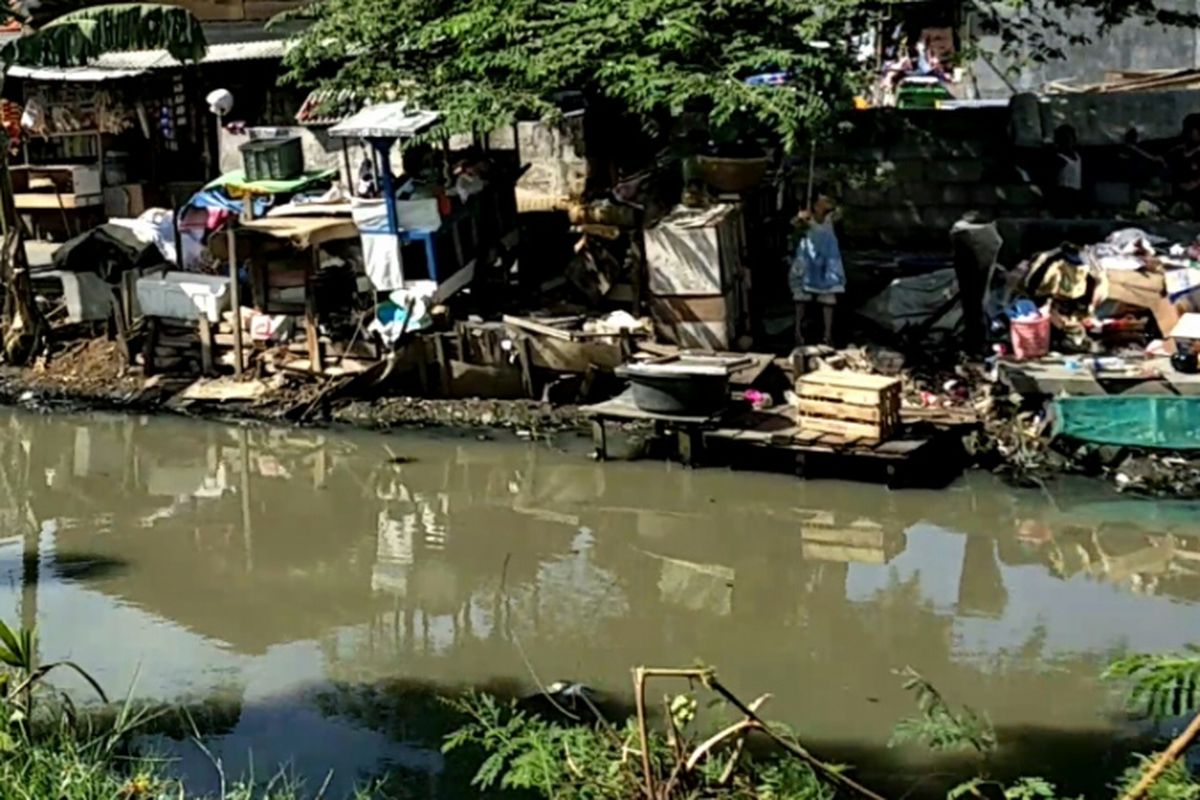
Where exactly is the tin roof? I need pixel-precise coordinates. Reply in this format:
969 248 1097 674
294 87 361 126
93 38 289 69
328 102 440 139
7 64 146 81
9 36 289 80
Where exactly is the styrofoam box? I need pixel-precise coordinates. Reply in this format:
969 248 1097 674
136 272 230 323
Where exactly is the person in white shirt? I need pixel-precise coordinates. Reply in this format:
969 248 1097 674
1049 124 1082 216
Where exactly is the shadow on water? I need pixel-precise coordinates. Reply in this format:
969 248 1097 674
45 553 129 582
210 675 1154 800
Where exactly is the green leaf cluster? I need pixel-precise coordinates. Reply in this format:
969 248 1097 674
1104 646 1200 719
889 667 997 756
280 0 871 148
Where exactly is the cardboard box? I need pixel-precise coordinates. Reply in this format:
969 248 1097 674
1094 270 1165 312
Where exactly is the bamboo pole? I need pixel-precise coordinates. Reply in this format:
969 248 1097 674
1120 709 1200 800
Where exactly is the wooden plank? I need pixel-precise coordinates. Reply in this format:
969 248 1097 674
799 416 882 442
797 383 886 406
802 370 900 391
797 398 883 423
503 314 581 341
502 314 639 341
801 542 893 565
528 336 624 372
13 192 102 210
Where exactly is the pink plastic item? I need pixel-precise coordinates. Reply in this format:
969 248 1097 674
1010 316 1050 361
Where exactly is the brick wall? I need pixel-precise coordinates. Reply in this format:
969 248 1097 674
818 108 1041 251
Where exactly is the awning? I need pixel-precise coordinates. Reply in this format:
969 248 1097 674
7 64 146 81
92 38 289 70
329 102 440 139
9 38 289 80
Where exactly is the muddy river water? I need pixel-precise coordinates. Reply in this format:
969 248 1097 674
0 408 1198 795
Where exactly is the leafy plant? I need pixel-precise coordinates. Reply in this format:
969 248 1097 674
442 684 839 800
1104 648 1200 719
1115 755 1200 800
889 667 997 756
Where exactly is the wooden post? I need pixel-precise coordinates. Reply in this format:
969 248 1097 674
110 287 131 370
591 419 607 461
677 428 702 467
306 247 323 375
433 334 451 396
517 335 535 399
142 317 159 376
226 227 244 378
197 316 214 376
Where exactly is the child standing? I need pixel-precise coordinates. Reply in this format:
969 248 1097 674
789 190 845 347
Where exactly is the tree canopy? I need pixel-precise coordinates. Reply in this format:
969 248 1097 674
281 0 869 147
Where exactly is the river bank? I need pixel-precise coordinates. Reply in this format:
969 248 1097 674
4 336 1200 497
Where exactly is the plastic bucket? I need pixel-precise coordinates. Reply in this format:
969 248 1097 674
1010 316 1050 361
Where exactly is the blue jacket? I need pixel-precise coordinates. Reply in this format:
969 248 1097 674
788 220 846 297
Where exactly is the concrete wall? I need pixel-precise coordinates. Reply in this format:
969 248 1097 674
823 95 1200 251
973 0 1200 97
819 108 1042 250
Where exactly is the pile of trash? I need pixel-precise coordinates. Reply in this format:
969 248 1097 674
996 227 1200 369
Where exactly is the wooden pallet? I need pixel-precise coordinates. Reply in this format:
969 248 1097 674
796 370 901 443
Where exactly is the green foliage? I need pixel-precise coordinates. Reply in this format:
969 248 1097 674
1115 755 1200 800
889 667 997 756
949 776 1080 800
443 689 834 799
1103 647 1200 719
281 0 868 147
5 3 206 68
281 0 1200 147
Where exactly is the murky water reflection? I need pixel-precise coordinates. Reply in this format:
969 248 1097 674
0 410 1197 794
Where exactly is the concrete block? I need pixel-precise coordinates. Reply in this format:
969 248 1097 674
843 186 888 207
926 159 987 184
861 204 924 231
991 183 1044 208
887 139 942 161
889 182 940 206
1093 181 1133 208
891 160 926 183
922 206 971 236
941 185 973 206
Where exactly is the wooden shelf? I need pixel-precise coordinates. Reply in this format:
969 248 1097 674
14 192 103 210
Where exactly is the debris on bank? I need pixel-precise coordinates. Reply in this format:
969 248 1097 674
9 94 1200 494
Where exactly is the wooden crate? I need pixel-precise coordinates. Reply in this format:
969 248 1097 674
796 370 902 442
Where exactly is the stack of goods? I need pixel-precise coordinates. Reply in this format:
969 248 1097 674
795 370 902 443
1003 228 1200 371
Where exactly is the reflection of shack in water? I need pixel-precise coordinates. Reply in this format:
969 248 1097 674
37 420 383 654
797 509 905 565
